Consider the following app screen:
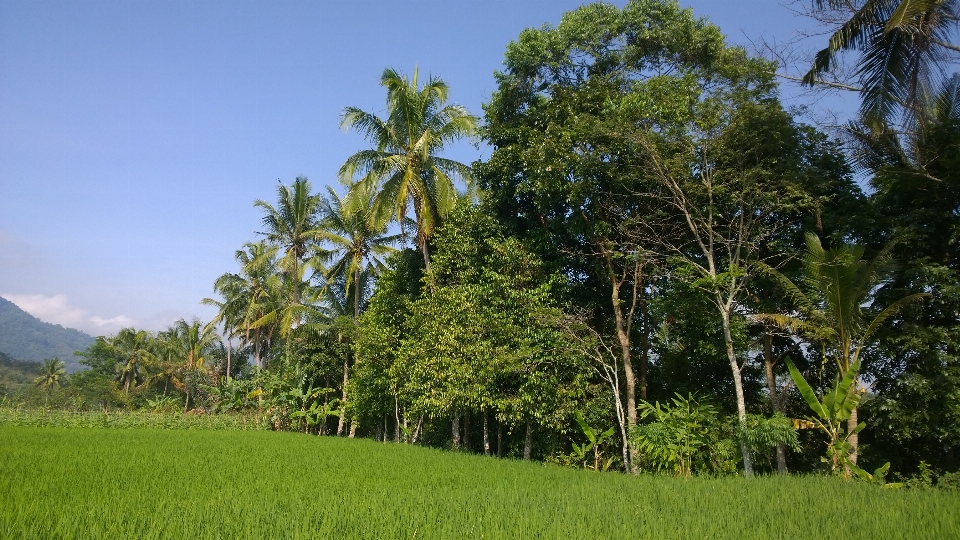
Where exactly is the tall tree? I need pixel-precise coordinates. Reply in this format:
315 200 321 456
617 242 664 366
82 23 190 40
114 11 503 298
316 183 399 435
254 176 324 306
479 0 831 475
339 67 478 271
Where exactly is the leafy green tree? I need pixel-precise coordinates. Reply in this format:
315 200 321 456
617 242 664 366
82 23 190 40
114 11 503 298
339 67 478 270
478 0 848 475
858 75 960 474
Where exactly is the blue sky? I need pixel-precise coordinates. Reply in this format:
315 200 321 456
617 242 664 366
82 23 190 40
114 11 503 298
0 0 856 336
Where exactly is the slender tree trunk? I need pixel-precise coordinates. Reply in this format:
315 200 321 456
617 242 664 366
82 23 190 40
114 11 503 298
226 336 232 383
411 416 423 444
523 420 533 461
483 410 490 456
349 421 357 438
763 330 788 475
640 292 650 400
497 422 503 457
337 353 349 436
604 252 640 472
848 407 859 466
721 308 754 476
394 395 401 443
452 415 461 450
376 417 383 442
418 231 432 275
463 411 471 452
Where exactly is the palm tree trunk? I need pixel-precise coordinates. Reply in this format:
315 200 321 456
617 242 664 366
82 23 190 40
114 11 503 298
226 336 232 383
337 353 349 436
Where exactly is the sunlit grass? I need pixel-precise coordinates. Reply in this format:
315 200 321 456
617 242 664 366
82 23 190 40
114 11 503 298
1 427 957 539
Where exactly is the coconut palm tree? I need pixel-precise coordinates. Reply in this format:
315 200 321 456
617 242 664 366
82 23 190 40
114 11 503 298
317 183 400 318
254 176 325 305
803 0 959 125
758 232 928 464
109 328 157 394
339 66 478 271
33 358 66 389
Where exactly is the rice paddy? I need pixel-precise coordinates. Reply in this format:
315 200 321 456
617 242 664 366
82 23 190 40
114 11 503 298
1 426 957 539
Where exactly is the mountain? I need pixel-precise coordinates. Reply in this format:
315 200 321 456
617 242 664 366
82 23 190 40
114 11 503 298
0 350 40 393
0 297 96 372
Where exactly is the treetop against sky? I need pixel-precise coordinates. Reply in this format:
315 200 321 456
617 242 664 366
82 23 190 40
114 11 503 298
0 0 850 335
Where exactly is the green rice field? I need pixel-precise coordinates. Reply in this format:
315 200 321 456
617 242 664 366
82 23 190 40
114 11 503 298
1 427 957 539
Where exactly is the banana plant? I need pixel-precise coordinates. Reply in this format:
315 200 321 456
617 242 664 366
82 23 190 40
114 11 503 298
787 357 889 481
572 412 616 471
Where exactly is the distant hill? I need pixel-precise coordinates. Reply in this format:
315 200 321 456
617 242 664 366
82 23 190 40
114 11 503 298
0 350 40 393
0 297 95 372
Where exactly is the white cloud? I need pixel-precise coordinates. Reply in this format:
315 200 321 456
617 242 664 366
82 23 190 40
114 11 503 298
1 293 136 336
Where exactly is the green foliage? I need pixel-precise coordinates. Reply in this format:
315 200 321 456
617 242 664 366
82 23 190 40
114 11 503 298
569 411 616 471
787 358 882 478
632 393 723 477
737 413 802 458
0 407 268 430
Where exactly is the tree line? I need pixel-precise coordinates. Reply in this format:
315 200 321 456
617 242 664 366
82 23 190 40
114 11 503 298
12 0 958 482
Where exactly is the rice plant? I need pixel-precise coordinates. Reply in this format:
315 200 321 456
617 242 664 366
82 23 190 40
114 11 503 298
1 427 957 539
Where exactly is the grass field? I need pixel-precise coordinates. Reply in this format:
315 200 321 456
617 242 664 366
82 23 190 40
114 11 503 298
1 427 957 539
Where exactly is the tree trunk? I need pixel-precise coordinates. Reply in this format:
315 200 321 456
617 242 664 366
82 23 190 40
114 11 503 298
375 417 383 442
419 233 432 275
640 293 651 400
848 406 859 466
336 353 349 436
411 416 423 444
497 422 503 457
523 420 533 461
226 336 232 383
483 410 490 456
348 420 357 438
394 395 401 443
721 308 754 476
452 415 461 450
763 330 787 475
463 411 471 452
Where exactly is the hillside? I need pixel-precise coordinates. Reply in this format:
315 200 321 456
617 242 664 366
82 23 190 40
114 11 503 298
0 297 94 372
0 351 39 394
